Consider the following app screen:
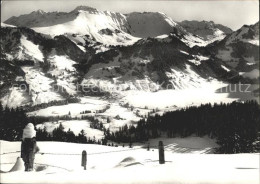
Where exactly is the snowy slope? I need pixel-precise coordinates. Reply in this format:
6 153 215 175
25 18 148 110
0 28 58 107
225 23 259 46
0 27 86 107
22 66 64 105
0 140 259 184
179 20 233 43
0 85 31 108
79 33 232 95
27 101 107 117
30 7 138 46
4 6 209 47
47 51 78 96
26 96 141 132
1 34 44 62
19 36 44 62
1 22 16 27
212 22 259 71
36 120 104 140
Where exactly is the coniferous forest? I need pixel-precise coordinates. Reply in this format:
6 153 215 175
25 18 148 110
36 124 104 144
0 103 28 141
104 101 260 153
0 101 259 153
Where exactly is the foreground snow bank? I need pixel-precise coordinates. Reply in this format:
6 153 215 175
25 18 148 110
0 140 258 184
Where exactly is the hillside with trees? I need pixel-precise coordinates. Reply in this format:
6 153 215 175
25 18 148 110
105 101 260 153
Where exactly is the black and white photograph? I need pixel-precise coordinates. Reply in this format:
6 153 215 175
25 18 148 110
0 0 259 183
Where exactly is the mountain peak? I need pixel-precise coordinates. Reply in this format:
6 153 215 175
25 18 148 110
31 9 46 15
71 6 97 13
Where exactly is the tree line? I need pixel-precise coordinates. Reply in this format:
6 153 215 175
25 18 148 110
36 123 104 144
0 103 28 141
105 101 260 153
23 98 80 112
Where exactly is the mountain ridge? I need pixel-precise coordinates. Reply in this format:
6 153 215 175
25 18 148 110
4 6 232 47
179 20 233 43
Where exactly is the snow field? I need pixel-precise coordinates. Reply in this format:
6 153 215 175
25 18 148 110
0 140 259 184
28 96 140 132
33 11 139 46
27 97 108 117
36 120 104 140
122 82 235 110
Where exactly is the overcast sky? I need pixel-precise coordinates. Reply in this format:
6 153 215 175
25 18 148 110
1 0 259 30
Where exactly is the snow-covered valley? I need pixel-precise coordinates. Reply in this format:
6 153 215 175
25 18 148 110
26 80 256 134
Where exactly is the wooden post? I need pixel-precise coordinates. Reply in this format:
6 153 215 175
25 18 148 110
81 150 87 170
158 141 165 164
147 143 150 151
129 140 132 148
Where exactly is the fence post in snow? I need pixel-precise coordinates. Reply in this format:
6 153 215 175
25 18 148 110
158 141 165 164
81 150 87 170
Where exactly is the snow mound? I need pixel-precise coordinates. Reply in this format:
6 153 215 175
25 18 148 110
115 157 142 168
9 157 25 172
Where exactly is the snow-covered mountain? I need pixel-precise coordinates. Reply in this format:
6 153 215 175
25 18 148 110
5 6 137 46
0 26 222 107
1 6 258 108
0 25 238 108
179 20 233 44
80 33 237 94
204 21 259 80
0 26 87 107
4 6 209 47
